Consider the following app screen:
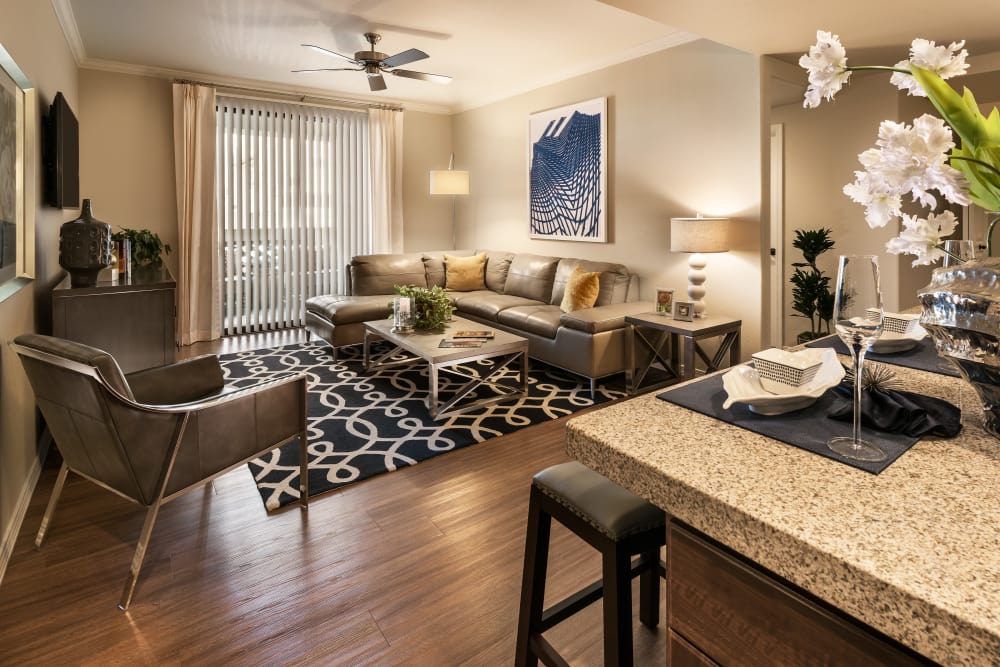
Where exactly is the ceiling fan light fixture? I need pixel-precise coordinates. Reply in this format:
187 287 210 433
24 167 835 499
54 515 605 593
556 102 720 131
294 33 449 91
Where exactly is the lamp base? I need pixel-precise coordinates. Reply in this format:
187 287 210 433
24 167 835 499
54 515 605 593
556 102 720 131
687 252 707 317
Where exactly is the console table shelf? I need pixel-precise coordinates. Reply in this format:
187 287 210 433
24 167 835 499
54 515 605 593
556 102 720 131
52 266 176 373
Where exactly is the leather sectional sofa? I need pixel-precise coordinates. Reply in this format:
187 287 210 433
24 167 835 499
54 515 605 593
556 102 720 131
305 250 650 392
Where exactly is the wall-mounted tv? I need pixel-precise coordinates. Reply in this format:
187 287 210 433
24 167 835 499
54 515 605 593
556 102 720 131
43 91 79 208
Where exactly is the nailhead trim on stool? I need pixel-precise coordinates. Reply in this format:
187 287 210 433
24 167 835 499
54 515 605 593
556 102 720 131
515 461 667 667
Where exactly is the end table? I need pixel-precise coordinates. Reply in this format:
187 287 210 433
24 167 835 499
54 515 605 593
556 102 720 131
625 313 741 395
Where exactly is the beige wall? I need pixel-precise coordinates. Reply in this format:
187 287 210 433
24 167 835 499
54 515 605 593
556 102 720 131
0 0 78 573
79 69 178 278
401 110 454 252
453 39 764 355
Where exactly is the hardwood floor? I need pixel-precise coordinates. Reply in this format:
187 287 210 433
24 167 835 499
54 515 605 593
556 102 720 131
0 331 665 665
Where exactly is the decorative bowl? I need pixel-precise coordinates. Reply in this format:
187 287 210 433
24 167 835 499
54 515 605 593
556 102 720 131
750 347 825 394
869 322 927 354
723 348 845 415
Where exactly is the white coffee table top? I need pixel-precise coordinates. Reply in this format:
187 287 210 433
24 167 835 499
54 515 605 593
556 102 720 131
364 316 527 364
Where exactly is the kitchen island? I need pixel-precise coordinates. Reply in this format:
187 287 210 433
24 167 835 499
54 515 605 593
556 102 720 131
565 363 999 665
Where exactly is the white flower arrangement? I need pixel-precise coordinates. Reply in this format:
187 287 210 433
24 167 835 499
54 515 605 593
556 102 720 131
800 31 1000 266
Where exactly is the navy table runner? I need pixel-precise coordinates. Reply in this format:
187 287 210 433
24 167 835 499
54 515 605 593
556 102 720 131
805 335 959 378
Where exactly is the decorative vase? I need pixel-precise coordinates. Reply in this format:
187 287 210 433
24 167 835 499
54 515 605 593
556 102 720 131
58 199 112 287
917 257 1000 437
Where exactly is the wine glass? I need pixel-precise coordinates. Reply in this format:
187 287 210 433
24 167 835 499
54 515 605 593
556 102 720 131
942 239 975 267
828 255 887 462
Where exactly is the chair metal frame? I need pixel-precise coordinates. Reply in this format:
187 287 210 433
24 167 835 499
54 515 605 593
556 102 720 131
12 341 310 611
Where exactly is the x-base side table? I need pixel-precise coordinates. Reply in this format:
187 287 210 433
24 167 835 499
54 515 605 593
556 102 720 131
625 313 742 395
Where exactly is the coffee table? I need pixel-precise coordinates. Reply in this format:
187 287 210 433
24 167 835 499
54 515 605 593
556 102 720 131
362 316 529 420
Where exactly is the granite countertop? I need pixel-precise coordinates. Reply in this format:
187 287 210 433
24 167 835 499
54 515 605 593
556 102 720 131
565 364 1000 665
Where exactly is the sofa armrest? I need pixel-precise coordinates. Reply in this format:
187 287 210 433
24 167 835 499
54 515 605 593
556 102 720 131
559 301 655 334
125 355 225 405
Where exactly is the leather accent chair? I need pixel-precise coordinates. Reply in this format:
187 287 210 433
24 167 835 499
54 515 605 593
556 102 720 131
11 334 310 611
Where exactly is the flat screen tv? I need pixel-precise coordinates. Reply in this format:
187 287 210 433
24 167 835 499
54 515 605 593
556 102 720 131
44 92 79 208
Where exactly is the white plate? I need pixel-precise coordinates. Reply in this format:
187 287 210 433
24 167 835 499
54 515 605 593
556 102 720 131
722 348 845 416
869 323 927 354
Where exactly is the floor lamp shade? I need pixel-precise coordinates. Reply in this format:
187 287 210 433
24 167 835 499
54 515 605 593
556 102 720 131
429 170 470 196
670 216 730 317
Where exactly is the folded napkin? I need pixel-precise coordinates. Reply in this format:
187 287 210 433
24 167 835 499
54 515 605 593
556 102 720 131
827 383 962 438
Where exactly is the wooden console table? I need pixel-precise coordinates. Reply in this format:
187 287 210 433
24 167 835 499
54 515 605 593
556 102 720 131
625 313 741 394
52 266 176 373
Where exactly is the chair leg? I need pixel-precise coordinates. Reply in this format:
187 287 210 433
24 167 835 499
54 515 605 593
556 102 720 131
35 462 70 549
118 500 163 611
515 488 551 667
298 429 309 510
638 550 660 629
603 541 634 667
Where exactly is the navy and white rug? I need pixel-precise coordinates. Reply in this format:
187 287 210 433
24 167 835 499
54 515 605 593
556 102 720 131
219 341 625 510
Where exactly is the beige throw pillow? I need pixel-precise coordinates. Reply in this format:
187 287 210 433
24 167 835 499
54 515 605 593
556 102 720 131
560 265 601 312
445 252 487 291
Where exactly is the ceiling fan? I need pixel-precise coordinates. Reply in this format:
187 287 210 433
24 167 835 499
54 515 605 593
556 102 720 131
294 32 452 92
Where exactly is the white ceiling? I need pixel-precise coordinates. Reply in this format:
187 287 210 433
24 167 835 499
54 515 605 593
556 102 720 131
59 0 1000 114
61 0 697 113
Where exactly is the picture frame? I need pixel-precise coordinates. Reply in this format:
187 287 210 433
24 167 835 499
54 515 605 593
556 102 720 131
527 97 607 242
674 301 695 322
655 288 674 315
0 39 35 302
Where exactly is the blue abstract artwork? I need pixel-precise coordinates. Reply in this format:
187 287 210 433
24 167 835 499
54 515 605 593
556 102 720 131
528 97 606 242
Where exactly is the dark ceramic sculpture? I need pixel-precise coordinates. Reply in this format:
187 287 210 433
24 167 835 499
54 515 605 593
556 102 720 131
58 198 112 287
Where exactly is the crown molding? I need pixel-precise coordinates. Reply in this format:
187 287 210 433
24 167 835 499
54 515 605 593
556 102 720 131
50 0 86 64
79 58 452 114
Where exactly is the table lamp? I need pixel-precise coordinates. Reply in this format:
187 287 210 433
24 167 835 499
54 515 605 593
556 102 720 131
670 215 730 318
429 154 470 248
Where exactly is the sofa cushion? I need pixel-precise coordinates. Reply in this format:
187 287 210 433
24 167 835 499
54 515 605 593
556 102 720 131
482 250 515 292
551 258 632 307
497 305 562 339
351 254 427 296
445 252 487 291
423 250 474 288
559 301 649 334
560 265 601 312
306 294 392 325
455 293 543 321
504 253 560 302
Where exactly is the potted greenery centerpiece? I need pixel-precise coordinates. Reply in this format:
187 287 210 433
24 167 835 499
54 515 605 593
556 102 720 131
112 227 172 267
789 227 835 343
391 284 454 330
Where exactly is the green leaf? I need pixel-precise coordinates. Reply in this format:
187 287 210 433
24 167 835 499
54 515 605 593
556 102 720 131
912 66 987 150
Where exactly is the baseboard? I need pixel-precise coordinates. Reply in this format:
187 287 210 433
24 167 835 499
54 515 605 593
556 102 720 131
0 430 51 589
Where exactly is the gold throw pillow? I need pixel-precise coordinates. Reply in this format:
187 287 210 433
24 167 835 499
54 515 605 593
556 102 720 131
560 264 601 312
445 252 487 291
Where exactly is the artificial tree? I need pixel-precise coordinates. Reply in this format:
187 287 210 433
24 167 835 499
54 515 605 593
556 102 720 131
790 227 836 343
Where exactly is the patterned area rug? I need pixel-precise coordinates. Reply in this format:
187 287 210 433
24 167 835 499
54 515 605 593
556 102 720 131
219 341 625 510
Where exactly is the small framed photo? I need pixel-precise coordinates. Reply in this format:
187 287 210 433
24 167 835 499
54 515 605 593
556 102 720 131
655 288 674 316
674 301 695 322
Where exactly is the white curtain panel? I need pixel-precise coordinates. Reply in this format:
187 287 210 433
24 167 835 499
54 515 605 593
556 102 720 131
368 107 404 254
216 97 396 334
173 82 220 345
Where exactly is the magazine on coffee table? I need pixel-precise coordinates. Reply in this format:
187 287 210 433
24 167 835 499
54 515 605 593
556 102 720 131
439 339 485 348
453 330 495 339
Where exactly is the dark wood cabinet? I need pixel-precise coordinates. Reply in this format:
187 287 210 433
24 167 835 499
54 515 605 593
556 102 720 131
52 266 176 373
667 522 927 666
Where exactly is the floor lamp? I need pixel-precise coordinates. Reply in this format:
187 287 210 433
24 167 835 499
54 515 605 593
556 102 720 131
429 154 470 249
670 215 730 318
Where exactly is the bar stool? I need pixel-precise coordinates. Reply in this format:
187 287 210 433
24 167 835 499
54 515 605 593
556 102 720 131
515 461 667 667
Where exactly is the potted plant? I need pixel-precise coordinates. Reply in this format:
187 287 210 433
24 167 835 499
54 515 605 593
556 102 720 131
112 227 172 267
789 227 835 343
391 284 454 330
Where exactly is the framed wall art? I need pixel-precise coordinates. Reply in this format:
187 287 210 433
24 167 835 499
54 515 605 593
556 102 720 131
0 39 35 302
527 97 607 242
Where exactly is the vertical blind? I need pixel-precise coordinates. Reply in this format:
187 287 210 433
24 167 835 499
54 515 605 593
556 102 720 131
215 97 372 334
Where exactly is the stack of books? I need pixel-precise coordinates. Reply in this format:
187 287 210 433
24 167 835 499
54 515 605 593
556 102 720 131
438 330 495 348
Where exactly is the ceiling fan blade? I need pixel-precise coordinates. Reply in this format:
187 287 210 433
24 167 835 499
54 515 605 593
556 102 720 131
292 67 363 73
301 43 357 65
368 74 387 92
380 48 428 68
389 69 452 85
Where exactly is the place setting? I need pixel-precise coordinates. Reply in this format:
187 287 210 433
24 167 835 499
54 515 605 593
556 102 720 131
660 255 962 474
